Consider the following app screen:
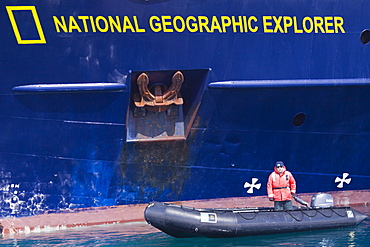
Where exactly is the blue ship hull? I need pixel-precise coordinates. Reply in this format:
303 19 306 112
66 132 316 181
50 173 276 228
0 0 369 219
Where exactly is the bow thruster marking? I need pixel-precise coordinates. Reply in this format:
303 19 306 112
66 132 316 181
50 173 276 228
335 173 351 188
244 178 261 194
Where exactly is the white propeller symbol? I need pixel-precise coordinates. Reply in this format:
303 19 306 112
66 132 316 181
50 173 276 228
335 173 351 188
244 178 261 194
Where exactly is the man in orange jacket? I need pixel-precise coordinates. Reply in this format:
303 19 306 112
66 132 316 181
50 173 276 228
267 161 296 211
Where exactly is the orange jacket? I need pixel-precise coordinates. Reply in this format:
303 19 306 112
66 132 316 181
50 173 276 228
267 166 296 201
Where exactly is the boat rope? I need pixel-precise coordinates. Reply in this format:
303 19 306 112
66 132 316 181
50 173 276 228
212 210 228 215
287 210 304 222
316 208 333 218
180 205 230 215
180 205 196 212
300 208 318 218
237 207 344 222
330 208 348 217
285 207 348 221
238 211 259 221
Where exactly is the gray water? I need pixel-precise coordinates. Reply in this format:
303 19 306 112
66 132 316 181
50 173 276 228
0 206 369 247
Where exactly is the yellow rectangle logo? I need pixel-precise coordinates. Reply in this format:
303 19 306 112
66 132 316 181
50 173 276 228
6 6 46 44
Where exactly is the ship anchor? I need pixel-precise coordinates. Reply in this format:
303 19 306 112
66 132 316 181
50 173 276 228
134 71 184 112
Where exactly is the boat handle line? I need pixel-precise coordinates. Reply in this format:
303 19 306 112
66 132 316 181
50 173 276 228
330 208 348 217
287 211 304 222
300 209 318 218
237 208 348 223
298 207 349 218
299 208 334 218
316 209 334 218
237 211 259 221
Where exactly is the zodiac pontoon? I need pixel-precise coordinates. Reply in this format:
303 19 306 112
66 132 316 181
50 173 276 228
144 193 367 238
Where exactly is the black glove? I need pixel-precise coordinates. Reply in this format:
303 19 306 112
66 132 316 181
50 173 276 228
269 198 274 201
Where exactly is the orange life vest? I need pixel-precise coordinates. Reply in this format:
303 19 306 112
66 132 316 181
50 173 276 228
267 167 296 201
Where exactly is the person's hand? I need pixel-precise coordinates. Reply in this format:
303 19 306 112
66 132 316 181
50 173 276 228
291 192 296 196
269 198 274 201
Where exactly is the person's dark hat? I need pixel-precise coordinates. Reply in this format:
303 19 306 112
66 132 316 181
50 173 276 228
275 161 285 167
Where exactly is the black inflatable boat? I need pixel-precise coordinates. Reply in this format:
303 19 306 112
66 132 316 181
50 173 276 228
144 194 367 238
